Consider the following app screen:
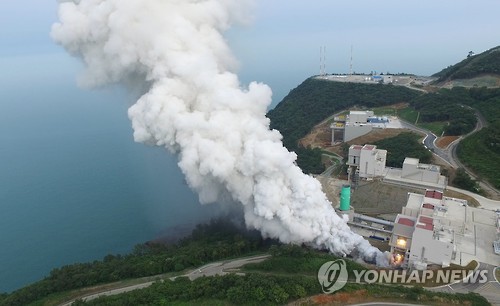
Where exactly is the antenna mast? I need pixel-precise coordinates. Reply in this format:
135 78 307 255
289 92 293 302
324 46 326 76
319 46 327 76
349 45 353 76
319 46 323 76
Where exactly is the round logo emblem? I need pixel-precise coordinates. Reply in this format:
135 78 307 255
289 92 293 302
318 259 348 294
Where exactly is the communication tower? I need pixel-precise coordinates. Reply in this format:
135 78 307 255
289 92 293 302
349 45 353 76
319 46 326 76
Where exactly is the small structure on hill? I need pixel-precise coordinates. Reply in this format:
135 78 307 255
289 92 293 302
330 110 389 144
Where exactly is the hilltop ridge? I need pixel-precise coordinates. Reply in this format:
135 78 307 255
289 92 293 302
433 46 500 87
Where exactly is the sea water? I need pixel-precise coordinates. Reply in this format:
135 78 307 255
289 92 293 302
0 54 220 292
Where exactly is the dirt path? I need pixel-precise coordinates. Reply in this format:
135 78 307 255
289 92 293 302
300 124 408 157
435 136 459 149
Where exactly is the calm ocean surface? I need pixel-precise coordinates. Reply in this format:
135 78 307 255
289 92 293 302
0 55 222 292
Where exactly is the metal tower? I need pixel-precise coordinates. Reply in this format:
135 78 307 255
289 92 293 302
349 45 353 76
319 46 326 76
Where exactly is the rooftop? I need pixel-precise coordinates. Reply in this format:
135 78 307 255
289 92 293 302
425 190 443 200
350 111 369 115
398 217 415 227
393 190 499 266
403 157 420 165
418 163 441 172
422 203 435 210
416 215 434 231
384 167 447 190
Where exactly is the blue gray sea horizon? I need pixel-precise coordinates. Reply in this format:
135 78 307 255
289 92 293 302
0 53 235 293
0 50 300 293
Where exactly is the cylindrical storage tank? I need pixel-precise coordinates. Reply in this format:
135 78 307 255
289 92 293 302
340 185 351 211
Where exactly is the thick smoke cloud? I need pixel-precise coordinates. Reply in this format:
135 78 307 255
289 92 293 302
52 0 386 264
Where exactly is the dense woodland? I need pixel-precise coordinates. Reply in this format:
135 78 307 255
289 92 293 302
0 220 488 306
0 219 275 306
72 245 488 306
408 88 477 136
266 76 500 188
458 126 500 189
452 168 482 193
373 132 432 168
4 52 500 304
266 79 420 173
267 79 420 149
453 86 500 188
2 222 490 305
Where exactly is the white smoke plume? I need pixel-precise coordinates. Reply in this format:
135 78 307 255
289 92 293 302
52 0 387 265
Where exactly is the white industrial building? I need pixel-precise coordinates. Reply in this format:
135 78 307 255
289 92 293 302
384 157 447 190
346 145 447 190
344 142 447 190
390 190 499 268
330 110 389 143
347 144 387 179
401 158 442 184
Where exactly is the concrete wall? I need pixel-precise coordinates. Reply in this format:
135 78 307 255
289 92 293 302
345 125 372 142
359 147 387 178
402 207 419 218
348 146 362 166
349 112 368 123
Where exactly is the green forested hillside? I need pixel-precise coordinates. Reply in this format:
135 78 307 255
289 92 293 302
266 78 420 173
266 75 500 188
267 78 420 149
68 246 488 306
0 219 273 306
373 133 432 168
433 46 500 82
436 86 500 188
458 126 500 188
455 86 500 188
408 88 477 136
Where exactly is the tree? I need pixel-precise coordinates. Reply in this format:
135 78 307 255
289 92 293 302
452 168 480 193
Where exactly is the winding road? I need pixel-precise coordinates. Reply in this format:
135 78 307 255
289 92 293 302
400 109 500 199
59 254 270 306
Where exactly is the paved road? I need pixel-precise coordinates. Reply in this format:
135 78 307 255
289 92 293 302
428 262 500 306
399 119 450 165
400 110 500 199
319 153 343 178
59 254 270 306
447 109 500 199
185 254 270 281
446 186 500 211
